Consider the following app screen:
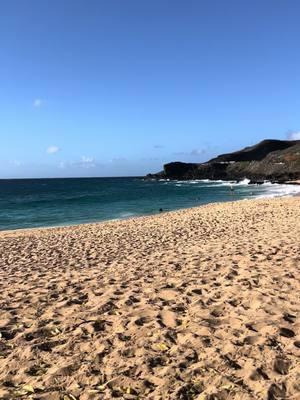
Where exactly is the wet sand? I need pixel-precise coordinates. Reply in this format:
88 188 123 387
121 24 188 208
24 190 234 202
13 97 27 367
0 198 299 399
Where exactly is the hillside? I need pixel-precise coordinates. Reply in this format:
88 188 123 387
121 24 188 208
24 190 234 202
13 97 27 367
148 139 300 182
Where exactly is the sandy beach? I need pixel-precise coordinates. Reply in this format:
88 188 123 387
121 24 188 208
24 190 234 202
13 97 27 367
0 198 299 400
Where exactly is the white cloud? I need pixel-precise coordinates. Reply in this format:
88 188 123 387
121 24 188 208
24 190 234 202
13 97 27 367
59 156 97 169
81 156 94 163
287 131 300 140
190 149 206 156
109 157 128 164
58 161 66 169
78 156 96 168
173 148 206 157
47 146 60 154
33 98 43 107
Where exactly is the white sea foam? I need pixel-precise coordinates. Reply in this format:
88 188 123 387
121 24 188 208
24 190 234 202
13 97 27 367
119 212 138 218
256 183 300 199
209 179 300 198
214 178 251 186
236 178 251 185
162 177 300 200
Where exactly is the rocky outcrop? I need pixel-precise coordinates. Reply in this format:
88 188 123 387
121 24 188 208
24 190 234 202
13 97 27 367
209 139 297 162
147 139 300 182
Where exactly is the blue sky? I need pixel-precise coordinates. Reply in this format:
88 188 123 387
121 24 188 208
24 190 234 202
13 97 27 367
1 0 300 178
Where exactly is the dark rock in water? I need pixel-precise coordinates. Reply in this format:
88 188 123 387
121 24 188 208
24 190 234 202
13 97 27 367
248 180 265 185
147 139 300 182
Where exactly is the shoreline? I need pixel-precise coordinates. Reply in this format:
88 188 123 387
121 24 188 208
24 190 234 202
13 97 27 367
0 197 299 399
1 186 300 234
0 200 221 236
0 196 287 236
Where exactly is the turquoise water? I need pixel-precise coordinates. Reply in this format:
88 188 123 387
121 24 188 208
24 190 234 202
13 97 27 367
0 177 299 231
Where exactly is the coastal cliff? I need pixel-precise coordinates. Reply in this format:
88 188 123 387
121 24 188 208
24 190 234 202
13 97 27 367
148 139 300 182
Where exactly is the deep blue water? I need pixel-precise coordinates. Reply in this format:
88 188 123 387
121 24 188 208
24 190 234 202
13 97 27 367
0 177 299 231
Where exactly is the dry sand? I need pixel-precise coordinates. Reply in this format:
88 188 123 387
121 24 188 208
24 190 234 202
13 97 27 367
0 198 299 400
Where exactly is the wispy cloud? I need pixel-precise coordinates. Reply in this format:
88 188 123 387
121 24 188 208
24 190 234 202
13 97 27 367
190 149 206 156
287 131 300 140
173 148 206 157
59 156 97 169
47 146 60 154
58 161 66 169
78 156 96 168
109 157 128 164
33 98 43 108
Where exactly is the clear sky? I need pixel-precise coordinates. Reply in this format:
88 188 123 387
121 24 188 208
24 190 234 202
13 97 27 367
1 0 300 178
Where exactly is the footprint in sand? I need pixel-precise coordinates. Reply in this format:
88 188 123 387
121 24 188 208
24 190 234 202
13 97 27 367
267 383 286 400
273 356 291 375
283 312 296 324
279 327 295 338
157 289 178 302
250 367 270 381
158 310 178 328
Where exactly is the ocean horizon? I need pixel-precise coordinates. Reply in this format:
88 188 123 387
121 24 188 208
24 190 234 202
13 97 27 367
1 177 300 231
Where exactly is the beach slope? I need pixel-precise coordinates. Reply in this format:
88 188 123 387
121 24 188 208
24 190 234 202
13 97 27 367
0 198 299 399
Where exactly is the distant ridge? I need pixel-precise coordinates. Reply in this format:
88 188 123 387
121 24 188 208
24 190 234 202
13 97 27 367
148 139 300 182
209 139 297 162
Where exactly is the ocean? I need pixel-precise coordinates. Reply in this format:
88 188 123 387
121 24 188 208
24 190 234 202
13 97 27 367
0 177 299 231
